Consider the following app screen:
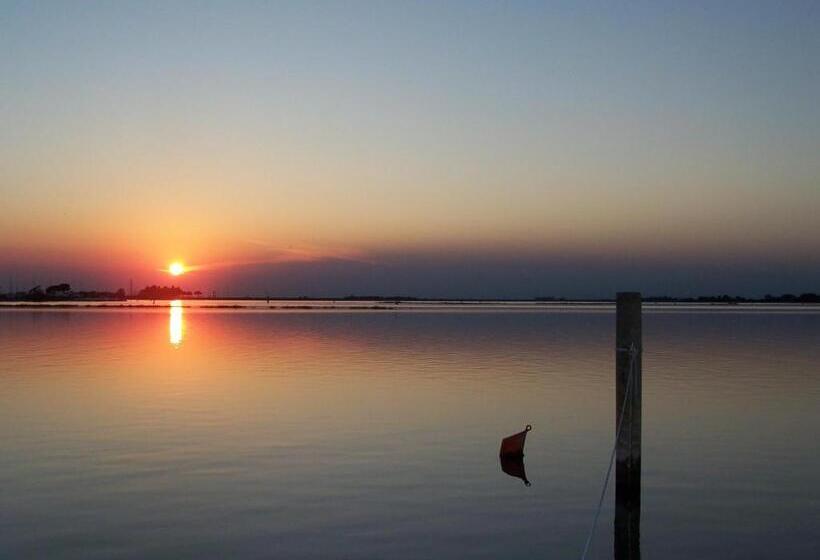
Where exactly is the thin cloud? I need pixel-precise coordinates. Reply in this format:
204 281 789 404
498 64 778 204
243 241 375 265
166 243 375 274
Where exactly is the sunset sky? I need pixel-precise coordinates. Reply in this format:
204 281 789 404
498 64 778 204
2 1 818 297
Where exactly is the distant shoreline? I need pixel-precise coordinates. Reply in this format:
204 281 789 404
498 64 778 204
1 294 818 305
1 298 818 312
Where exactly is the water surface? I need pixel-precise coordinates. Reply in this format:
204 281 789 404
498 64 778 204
1 304 819 558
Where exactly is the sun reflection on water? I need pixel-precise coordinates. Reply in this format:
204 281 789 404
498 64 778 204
169 300 183 347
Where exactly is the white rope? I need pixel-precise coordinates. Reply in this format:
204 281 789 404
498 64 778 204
579 343 638 560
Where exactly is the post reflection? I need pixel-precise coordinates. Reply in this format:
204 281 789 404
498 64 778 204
615 461 641 560
169 300 183 347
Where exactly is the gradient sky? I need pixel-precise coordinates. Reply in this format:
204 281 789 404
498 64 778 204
1 0 819 297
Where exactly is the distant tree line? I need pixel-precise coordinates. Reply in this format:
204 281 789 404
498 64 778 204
0 282 206 301
0 283 127 301
643 293 819 304
761 293 819 303
533 293 818 304
135 285 192 299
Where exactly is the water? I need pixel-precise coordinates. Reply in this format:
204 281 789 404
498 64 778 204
1 304 819 559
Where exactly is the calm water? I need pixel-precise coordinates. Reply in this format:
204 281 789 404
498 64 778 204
1 304 819 559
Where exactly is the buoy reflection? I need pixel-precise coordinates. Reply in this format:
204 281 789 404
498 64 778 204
169 300 183 347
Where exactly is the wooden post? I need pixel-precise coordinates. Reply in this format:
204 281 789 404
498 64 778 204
615 292 641 560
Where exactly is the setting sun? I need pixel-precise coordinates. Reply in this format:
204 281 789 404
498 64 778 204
169 262 185 276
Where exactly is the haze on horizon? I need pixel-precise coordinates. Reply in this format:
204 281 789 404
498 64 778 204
1 1 818 298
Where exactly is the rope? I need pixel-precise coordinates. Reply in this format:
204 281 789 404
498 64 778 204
579 343 638 560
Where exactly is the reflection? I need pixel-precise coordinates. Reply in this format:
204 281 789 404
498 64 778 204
499 454 531 486
615 459 641 559
169 300 183 347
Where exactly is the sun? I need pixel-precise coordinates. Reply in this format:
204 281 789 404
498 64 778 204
168 262 185 276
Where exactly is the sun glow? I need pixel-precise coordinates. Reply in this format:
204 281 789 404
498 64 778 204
169 262 185 276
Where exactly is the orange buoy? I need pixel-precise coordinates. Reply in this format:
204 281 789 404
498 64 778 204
499 424 532 457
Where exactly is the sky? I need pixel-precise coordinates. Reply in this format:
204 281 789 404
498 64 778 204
1 0 818 298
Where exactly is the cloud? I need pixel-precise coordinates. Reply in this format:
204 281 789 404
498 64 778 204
244 240 375 264
174 241 375 274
